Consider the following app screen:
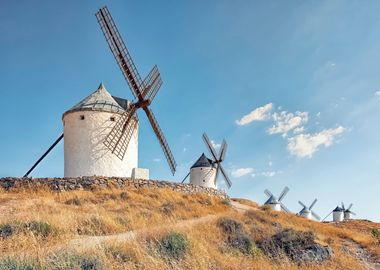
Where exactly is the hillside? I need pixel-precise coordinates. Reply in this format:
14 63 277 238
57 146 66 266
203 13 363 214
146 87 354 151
0 179 380 270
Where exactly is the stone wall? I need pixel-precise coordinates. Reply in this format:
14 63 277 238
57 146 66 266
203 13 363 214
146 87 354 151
0 177 228 199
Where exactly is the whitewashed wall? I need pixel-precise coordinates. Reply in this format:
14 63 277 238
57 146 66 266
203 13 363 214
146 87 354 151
63 110 138 177
190 167 217 189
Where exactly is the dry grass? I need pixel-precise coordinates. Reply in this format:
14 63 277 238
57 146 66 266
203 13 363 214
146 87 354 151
0 186 379 269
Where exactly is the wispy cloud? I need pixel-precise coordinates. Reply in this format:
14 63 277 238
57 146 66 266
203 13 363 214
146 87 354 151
153 158 161 162
287 126 345 158
375 91 380 100
235 103 273 126
231 167 254 178
261 171 281 177
268 111 309 136
211 140 221 149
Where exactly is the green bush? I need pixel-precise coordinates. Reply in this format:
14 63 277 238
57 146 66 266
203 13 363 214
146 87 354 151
371 228 380 244
0 257 41 270
0 224 13 238
27 221 53 237
159 232 188 260
217 217 243 235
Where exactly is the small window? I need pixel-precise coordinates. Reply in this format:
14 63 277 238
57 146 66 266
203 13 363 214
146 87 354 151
200 168 203 170
110 117 115 122
80 115 85 120
203 179 205 182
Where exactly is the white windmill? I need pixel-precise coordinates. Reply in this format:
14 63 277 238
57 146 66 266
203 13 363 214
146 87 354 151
332 205 344 222
263 187 291 212
298 199 321 221
342 202 356 220
23 6 177 178
182 133 232 190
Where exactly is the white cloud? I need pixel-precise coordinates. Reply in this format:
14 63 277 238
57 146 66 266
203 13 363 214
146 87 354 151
231 168 254 178
236 103 273 126
153 158 161 162
375 91 380 100
267 111 309 136
293 126 305 134
211 140 221 149
183 147 187 153
287 126 345 158
261 171 281 177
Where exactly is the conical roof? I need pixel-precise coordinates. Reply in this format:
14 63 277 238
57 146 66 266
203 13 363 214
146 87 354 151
333 206 343 212
191 153 214 168
265 196 279 205
63 83 128 117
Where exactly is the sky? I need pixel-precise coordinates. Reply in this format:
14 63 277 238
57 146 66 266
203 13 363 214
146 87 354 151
0 1 379 221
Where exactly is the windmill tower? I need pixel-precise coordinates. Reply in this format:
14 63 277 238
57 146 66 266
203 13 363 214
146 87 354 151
24 6 176 178
182 133 231 189
298 199 321 221
332 205 344 222
63 83 138 177
343 203 356 220
263 187 290 212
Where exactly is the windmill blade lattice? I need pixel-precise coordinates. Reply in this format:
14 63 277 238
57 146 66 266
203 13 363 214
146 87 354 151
96 6 177 175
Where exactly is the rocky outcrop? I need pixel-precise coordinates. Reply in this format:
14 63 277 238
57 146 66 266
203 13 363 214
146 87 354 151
258 229 333 264
0 177 228 199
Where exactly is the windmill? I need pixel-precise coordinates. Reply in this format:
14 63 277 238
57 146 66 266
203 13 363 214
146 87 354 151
298 199 321 221
23 6 176 177
182 133 231 189
95 6 176 175
264 187 290 212
342 202 356 220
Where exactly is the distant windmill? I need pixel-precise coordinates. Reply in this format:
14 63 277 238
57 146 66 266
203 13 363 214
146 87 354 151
342 202 356 220
322 202 357 222
298 199 321 221
264 187 290 212
182 133 231 189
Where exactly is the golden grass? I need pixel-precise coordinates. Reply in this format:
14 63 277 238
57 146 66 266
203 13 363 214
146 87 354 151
0 186 379 269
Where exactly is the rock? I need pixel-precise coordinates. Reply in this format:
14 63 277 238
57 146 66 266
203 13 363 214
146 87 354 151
259 229 332 264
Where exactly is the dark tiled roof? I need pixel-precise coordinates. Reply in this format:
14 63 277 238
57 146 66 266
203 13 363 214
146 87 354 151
191 153 214 168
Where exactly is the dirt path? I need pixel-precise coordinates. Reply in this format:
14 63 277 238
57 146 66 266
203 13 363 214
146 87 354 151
342 240 380 270
68 199 255 250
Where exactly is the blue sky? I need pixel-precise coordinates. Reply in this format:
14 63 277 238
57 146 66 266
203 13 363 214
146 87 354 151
1 1 379 221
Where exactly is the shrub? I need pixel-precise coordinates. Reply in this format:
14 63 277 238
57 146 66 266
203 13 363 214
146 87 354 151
65 197 81 206
159 232 188 260
229 233 255 255
119 192 129 200
161 202 175 216
217 218 243 235
258 229 332 263
221 199 231 207
47 251 103 270
105 246 135 263
371 228 380 244
27 221 53 237
0 257 41 270
260 205 272 212
0 224 13 238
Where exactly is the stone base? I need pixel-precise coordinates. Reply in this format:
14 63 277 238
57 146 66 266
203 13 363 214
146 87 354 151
131 168 149 180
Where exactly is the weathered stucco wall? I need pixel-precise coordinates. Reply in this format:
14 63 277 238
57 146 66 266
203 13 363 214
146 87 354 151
190 167 217 189
0 177 228 199
63 110 138 178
